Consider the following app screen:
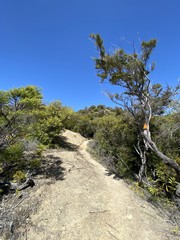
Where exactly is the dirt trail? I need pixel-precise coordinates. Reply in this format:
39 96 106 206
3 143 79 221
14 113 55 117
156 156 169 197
26 130 176 240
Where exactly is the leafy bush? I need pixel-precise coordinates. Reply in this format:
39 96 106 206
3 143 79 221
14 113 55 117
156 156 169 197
0 87 72 181
0 143 24 168
90 112 138 177
28 101 74 146
12 170 26 183
147 162 178 197
73 114 94 138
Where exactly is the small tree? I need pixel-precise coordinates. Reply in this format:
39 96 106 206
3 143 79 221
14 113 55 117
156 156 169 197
0 86 43 178
0 86 42 150
90 33 180 182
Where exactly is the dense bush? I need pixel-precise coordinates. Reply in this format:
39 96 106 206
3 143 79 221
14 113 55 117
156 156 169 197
0 85 179 200
74 104 180 199
74 106 138 177
0 87 74 181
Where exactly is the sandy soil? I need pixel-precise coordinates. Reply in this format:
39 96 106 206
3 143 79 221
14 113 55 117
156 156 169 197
24 130 178 240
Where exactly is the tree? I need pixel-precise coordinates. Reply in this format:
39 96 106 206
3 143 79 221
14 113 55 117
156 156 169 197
0 86 42 150
90 33 180 182
0 86 43 179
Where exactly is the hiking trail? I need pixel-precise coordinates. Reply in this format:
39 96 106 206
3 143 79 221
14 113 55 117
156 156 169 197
25 130 177 240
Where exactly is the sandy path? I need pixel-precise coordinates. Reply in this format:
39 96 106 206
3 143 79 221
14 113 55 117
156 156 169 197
26 130 175 240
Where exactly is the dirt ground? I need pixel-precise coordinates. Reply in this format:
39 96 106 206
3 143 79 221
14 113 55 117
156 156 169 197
16 130 179 240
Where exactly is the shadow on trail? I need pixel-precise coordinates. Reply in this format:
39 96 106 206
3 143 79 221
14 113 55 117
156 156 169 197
105 169 121 180
34 134 79 181
53 135 79 151
36 154 65 181
0 154 66 240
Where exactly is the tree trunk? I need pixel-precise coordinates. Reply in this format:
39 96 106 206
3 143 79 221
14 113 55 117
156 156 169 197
134 137 147 183
143 133 180 175
138 149 147 183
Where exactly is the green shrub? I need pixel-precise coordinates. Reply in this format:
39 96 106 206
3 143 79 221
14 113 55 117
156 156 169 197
12 170 26 183
0 143 24 167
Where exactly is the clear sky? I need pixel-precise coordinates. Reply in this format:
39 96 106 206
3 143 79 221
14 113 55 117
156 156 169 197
0 0 180 111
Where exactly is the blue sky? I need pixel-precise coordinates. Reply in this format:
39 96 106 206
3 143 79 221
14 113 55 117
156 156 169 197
0 0 180 111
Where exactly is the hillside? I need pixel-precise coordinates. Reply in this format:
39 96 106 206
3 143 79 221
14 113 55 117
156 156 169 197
13 130 178 240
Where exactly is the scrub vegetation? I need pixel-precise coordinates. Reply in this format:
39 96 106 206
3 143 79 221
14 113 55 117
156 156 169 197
0 37 179 235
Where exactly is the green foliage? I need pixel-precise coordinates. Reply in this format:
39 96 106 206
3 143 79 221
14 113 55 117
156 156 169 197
36 144 46 157
74 105 138 178
9 85 42 110
32 116 63 146
73 105 122 138
0 143 24 166
155 163 178 193
147 185 160 196
171 225 180 235
90 33 177 121
76 103 179 198
0 86 75 181
145 115 180 197
29 158 41 168
145 161 179 199
90 33 157 92
28 101 72 146
73 114 94 138
12 170 26 183
131 182 145 197
0 143 25 179
93 113 138 177
0 86 43 150
0 82 179 205
149 113 180 180
90 33 180 198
